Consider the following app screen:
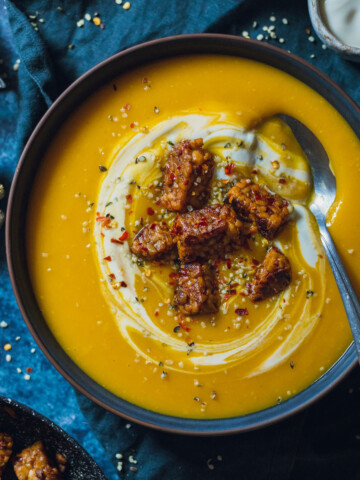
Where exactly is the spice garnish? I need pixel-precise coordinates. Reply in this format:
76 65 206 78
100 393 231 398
224 163 235 176
99 165 107 172
235 308 249 316
147 207 155 216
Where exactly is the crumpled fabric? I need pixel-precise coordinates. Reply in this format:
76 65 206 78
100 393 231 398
2 0 360 478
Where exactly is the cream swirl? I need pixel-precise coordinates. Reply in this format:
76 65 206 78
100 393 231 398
94 113 325 378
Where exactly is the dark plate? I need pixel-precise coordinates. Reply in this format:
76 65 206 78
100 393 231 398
0 396 106 479
6 34 359 435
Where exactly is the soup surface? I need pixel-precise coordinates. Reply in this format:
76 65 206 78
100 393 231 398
27 55 359 419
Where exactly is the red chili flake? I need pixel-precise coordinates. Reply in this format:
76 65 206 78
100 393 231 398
252 258 259 266
155 311 159 316
147 207 155 216
96 216 111 227
26 367 33 373
184 179 189 185
224 289 236 301
226 259 232 269
279 178 287 184
235 308 249 316
126 194 133 203
103 256 112 261
230 282 239 288
170 172 175 181
283 299 286 303
101 232 105 237
169 272 177 278
109 273 116 280
179 319 191 332
124 103 131 110
130 122 135 129
240 292 246 297
120 281 127 287
149 184 154 189
215 258 222 267
224 163 235 176
111 238 123 244
142 77 148 84
252 169 258 174
118 231 129 241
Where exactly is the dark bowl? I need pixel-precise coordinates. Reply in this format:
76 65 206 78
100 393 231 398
0 396 106 479
6 34 359 435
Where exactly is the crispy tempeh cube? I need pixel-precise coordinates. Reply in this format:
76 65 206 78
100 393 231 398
172 204 243 263
174 263 219 315
131 222 175 260
161 138 214 211
248 246 291 302
12 440 61 480
226 178 291 239
0 433 13 477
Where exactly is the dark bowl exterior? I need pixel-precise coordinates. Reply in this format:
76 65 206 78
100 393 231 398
5 34 359 435
0 396 106 479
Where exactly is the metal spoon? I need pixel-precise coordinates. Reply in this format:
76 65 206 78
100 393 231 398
279 114 360 362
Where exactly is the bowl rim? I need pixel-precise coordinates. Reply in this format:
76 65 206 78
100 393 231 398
0 395 106 478
6 33 358 435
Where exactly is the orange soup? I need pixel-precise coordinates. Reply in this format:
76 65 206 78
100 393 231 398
26 55 359 418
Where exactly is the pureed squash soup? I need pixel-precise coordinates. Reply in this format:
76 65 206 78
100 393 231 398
27 55 359 419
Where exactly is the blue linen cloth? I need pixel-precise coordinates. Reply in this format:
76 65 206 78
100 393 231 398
1 0 360 478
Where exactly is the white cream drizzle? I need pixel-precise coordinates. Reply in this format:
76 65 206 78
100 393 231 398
94 113 325 377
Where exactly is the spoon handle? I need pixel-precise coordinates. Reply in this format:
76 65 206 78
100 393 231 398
320 226 360 362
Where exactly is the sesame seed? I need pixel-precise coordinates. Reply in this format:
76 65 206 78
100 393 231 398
282 18 288 24
115 453 123 459
24 374 31 381
308 36 315 42
322 44 327 50
84 13 91 21
115 0 122 3
5 354 11 362
269 15 276 21
242 30 250 38
77 19 84 27
123 1 131 9
4 344 11 351
0 321 8 328
256 34 264 41
348 249 354 254
279 38 285 44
